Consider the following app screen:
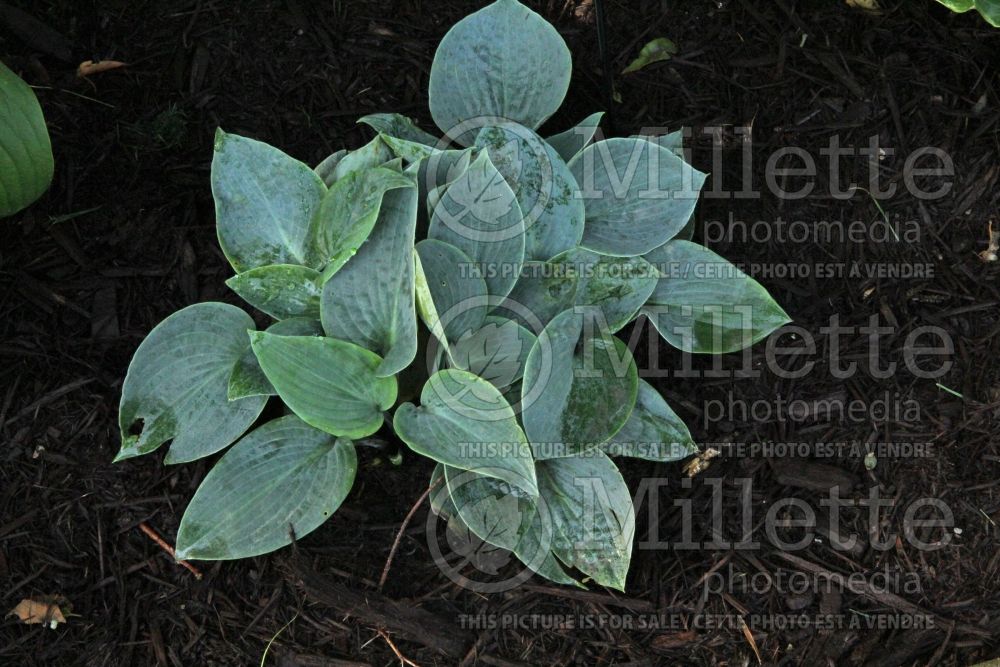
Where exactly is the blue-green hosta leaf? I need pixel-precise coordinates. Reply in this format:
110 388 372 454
225 264 322 321
249 331 397 438
537 450 635 590
330 135 394 182
568 138 707 256
621 37 678 74
429 152 525 299
636 131 695 240
550 248 657 333
212 130 327 272
475 122 584 262
450 316 536 390
414 239 489 346
493 260 579 333
642 240 790 353
358 113 439 146
546 112 604 163
419 149 473 214
175 416 356 560
0 61 53 217
321 182 419 377
380 133 439 163
315 149 347 187
306 167 414 280
394 369 538 495
444 465 578 586
600 379 696 462
429 0 572 146
116 303 267 464
228 318 323 401
521 308 638 459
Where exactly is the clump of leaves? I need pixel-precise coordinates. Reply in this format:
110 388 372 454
116 0 788 590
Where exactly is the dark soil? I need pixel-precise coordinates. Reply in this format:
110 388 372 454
2 0 999 665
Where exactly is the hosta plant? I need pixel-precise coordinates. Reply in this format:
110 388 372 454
116 0 788 591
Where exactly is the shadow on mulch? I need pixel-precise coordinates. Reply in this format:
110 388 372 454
1 0 999 665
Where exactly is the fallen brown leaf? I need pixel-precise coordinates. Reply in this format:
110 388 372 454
77 60 126 77
9 597 67 628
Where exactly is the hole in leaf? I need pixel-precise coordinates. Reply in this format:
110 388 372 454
127 418 145 437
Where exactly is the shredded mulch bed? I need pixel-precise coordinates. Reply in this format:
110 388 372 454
1 0 998 665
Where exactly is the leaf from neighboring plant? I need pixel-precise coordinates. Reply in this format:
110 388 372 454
550 248 657 333
330 135 394 182
175 416 356 560
314 149 347 187
537 450 634 590
493 260 579 332
249 331 397 439
450 316 536 390
414 239 489 344
568 138 707 256
306 166 414 280
429 151 525 299
642 240 790 353
212 130 327 272
429 0 572 145
358 113 439 146
600 379 696 462
321 180 420 377
546 112 604 163
227 318 322 400
0 61 54 217
975 0 1000 25
117 303 267 464
521 308 638 458
225 264 323 321
393 369 538 495
621 37 678 74
444 465 578 585
475 122 584 261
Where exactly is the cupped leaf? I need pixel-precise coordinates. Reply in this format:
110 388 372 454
642 240 790 353
228 318 323 401
249 331 397 439
418 148 473 214
0 61 53 217
212 130 327 271
537 450 635 590
329 135 394 182
493 260 579 333
546 112 604 163
315 149 347 187
450 316 536 390
380 133 438 163
550 248 658 333
429 0 572 145
521 308 638 459
117 303 267 464
414 239 489 345
568 137 706 256
225 264 323 320
475 122 584 261
306 166 414 280
175 416 356 560
393 369 538 495
358 113 439 146
599 379 696 462
321 180 419 377
621 37 678 74
428 151 525 299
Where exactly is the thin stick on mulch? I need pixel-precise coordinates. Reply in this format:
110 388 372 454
379 476 442 591
138 522 202 580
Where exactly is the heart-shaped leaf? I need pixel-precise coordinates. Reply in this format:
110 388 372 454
249 331 397 439
450 316 536 390
521 308 638 458
393 369 538 495
642 240 790 353
321 178 420 377
175 416 356 560
429 0 572 145
117 303 267 464
476 122 584 261
537 450 635 590
0 61 53 217
212 130 327 272
226 264 323 320
429 151 525 299
550 248 658 333
546 112 604 163
600 379 696 462
568 138 706 256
